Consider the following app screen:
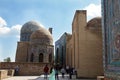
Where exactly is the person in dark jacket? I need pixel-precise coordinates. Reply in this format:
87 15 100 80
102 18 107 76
14 65 19 76
68 67 73 79
55 65 59 80
43 64 49 79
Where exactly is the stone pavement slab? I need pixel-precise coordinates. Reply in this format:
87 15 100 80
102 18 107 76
3 76 39 80
3 75 96 80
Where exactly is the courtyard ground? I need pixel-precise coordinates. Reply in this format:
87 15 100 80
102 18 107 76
3 74 96 80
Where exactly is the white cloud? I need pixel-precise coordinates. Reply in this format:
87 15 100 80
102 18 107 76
10 25 22 37
0 27 10 34
0 17 7 27
84 4 101 20
0 17 22 38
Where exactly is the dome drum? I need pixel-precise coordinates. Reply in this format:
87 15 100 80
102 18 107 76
30 39 53 45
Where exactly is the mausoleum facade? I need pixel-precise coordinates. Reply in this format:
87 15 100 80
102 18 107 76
15 21 54 63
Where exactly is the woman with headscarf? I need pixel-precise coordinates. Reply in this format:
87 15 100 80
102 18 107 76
49 66 55 80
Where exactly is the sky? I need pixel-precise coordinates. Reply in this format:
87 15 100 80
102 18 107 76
0 0 101 62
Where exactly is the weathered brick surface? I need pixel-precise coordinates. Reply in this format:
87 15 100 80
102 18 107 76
66 10 103 78
0 62 51 76
7 69 14 76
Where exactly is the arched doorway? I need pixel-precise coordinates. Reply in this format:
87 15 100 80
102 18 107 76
30 53 34 62
49 53 52 62
39 53 43 62
61 46 64 66
56 48 59 63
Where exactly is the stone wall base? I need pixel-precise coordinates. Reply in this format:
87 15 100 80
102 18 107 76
97 76 104 80
0 70 8 80
0 62 51 76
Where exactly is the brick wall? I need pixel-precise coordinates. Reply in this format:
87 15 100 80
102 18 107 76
0 62 51 76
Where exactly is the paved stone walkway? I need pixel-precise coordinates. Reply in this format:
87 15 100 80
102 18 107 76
3 75 96 80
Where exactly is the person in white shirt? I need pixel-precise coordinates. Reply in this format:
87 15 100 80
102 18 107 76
61 67 66 78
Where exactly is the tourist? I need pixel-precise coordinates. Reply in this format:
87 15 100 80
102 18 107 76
50 66 53 74
72 68 77 79
68 67 73 79
73 68 77 75
60 67 66 78
49 66 55 80
43 64 49 79
14 65 19 76
66 65 69 74
55 66 59 80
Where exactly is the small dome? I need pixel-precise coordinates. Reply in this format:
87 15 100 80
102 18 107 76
21 21 43 34
86 17 101 30
30 28 53 45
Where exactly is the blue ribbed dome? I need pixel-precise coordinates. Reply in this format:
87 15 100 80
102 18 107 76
20 21 44 41
21 21 43 34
